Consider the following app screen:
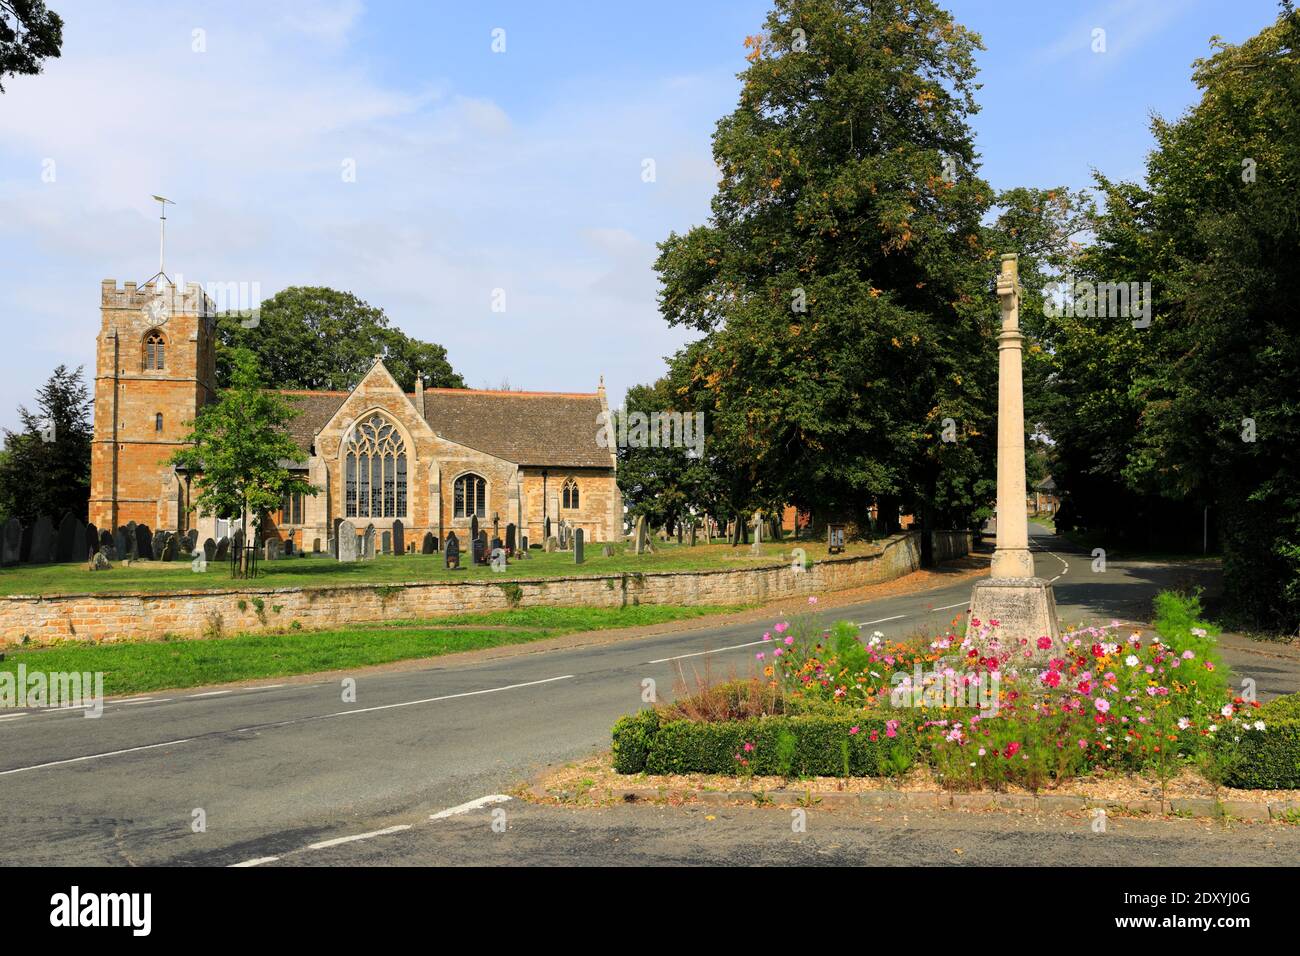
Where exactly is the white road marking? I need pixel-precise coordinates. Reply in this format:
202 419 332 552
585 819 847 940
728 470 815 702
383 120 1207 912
430 794 512 820
856 615 905 627
930 601 970 612
0 737 198 776
647 640 769 664
229 856 280 868
0 675 573 776
0 713 29 722
306 824 411 850
113 696 154 703
188 690 233 698
122 698 172 705
256 684 288 690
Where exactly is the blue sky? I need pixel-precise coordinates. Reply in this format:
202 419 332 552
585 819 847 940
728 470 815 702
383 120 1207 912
0 0 1284 431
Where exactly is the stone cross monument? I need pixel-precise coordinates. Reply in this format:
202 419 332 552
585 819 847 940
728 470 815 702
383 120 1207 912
969 254 1061 659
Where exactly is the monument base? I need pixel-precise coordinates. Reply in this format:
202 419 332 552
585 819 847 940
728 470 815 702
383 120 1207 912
968 576 1061 666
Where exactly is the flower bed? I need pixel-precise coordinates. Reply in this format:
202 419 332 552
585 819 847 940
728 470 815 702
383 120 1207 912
612 591 1299 792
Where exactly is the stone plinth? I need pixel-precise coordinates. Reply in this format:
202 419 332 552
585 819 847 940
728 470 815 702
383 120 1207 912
968 577 1061 665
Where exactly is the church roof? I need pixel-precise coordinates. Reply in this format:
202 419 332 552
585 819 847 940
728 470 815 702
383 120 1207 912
275 386 611 469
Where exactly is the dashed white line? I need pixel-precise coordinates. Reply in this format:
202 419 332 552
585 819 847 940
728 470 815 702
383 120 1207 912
0 737 198 776
121 698 172 705
856 615 905 627
188 690 233 698
930 601 970 612
229 856 280 868
430 794 512 820
647 640 769 664
307 824 411 850
0 713 29 722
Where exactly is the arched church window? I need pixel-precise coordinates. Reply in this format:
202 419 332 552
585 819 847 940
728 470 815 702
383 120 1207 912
343 414 407 519
562 477 579 509
143 330 165 370
453 473 486 519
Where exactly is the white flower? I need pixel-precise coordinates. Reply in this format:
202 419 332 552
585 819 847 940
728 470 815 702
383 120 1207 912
1125 655 1140 667
1254 720 1266 732
1221 704 1235 718
1208 724 1219 733
1177 717 1190 730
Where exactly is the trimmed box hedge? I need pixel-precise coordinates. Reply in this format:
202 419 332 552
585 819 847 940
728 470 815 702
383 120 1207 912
1224 692 1300 790
612 709 915 777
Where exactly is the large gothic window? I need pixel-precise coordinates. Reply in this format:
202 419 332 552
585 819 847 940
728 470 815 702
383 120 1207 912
453 473 486 519
344 415 407 518
143 330 165 370
562 477 579 509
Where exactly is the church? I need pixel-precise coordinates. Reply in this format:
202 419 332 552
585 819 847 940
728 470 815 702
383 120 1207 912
88 277 623 553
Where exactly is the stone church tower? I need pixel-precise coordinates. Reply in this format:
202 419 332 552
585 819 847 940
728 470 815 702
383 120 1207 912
89 277 217 532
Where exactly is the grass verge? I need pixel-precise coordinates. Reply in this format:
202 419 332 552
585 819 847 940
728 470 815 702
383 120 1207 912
0 604 743 696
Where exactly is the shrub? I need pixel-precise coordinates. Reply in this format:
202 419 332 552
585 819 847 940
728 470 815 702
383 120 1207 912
1222 692 1300 790
611 709 659 774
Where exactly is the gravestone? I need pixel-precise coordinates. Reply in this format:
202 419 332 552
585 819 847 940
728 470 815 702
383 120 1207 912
84 522 99 561
381 530 391 555
125 521 138 558
362 524 376 560
601 544 614 558
392 519 405 556
470 515 480 551
689 522 697 547
521 534 529 553
161 533 178 562
475 531 489 565
203 538 216 561
444 531 461 569
91 551 111 571
285 538 295 556
422 532 435 555
544 536 558 553
99 528 113 552
332 517 342 558
312 538 322 554
20 521 33 561
632 514 649 555
263 537 279 561
337 520 359 562
490 536 503 561
214 536 230 561
29 516 54 564
152 529 167 561
505 523 516 555
574 528 584 564
186 529 198 553
2 517 21 566
749 512 764 557
114 527 128 559
544 515 552 541
136 524 154 561
231 527 244 555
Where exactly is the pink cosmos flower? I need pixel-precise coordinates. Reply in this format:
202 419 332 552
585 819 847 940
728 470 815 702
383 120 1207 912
774 622 789 634
1094 698 1110 713
756 652 765 660
784 635 794 645
849 726 859 735
885 720 900 739
743 742 754 752
808 596 818 605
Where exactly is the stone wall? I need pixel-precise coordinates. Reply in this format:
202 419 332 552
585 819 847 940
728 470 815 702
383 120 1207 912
0 531 972 646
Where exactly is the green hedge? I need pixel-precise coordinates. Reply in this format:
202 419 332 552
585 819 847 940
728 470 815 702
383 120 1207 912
612 709 915 777
1223 692 1300 790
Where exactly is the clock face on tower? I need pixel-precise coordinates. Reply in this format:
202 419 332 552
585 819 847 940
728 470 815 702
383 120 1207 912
142 293 169 326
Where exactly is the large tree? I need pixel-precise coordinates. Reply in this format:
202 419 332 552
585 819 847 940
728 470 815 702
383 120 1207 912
170 349 317 575
218 287 465 393
0 364 91 522
655 0 997 536
0 1 62 93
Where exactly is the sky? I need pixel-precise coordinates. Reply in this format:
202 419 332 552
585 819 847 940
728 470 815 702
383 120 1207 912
0 0 1285 432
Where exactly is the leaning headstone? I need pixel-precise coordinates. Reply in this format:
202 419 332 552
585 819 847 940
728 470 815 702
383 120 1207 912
381 530 391 555
602 544 614 558
633 514 648 555
422 531 435 555
574 528 584 564
91 550 112 571
214 536 230 561
544 536 558 553
444 531 461 569
136 524 154 561
1 517 21 566
362 524 376 560
29 516 54 564
161 532 178 562
57 513 79 562
152 529 167 561
203 538 216 561
392 519 405 556
84 522 98 561
336 520 359 562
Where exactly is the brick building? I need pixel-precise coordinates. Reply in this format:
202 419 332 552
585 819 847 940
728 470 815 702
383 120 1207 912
90 277 623 551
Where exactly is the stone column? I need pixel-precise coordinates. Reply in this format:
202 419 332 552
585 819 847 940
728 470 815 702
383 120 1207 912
991 253 1034 579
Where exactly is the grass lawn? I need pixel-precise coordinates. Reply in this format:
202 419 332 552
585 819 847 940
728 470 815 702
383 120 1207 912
0 604 744 695
0 537 863 597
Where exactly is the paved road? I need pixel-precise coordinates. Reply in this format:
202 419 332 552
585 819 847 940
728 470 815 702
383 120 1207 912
0 526 1281 867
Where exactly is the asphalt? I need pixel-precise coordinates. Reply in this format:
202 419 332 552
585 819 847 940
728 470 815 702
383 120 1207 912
0 525 1289 867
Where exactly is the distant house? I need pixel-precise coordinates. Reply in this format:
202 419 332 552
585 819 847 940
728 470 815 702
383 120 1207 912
1031 476 1059 516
